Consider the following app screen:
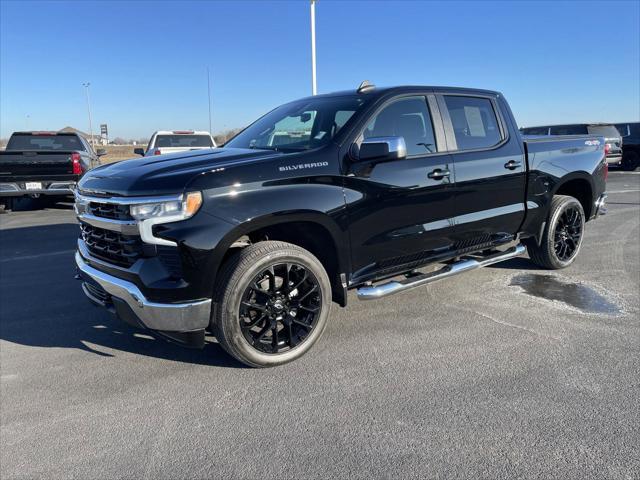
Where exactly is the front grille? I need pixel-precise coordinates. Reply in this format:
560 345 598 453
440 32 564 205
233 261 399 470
80 222 143 267
80 222 184 278
88 202 133 221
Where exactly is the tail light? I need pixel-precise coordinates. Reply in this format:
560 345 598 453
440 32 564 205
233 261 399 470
154 149 161 155
71 152 83 175
604 143 610 156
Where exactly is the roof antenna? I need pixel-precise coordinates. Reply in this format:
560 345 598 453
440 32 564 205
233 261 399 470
357 80 375 93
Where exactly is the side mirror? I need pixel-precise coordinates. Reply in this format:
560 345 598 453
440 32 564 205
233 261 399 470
96 149 107 156
133 148 145 156
356 136 407 162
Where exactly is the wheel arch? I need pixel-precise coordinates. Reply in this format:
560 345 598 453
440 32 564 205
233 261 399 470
552 172 594 220
214 211 349 307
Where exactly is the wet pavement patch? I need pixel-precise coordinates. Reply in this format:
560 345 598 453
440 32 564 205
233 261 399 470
510 274 620 314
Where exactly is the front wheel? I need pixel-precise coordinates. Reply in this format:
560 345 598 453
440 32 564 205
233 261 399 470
525 195 585 269
212 241 331 367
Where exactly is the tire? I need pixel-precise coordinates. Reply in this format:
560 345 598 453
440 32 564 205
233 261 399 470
0 197 14 214
525 195 585 269
212 241 332 367
621 151 639 171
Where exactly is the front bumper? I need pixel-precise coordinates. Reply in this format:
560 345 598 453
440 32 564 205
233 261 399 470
0 181 75 196
76 250 211 346
605 154 623 165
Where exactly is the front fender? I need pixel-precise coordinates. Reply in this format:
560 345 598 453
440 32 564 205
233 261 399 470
156 179 349 301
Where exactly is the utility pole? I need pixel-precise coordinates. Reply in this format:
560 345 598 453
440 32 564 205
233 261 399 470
310 0 317 95
207 67 212 134
82 82 94 146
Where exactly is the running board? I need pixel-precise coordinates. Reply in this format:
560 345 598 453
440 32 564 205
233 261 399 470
357 244 526 300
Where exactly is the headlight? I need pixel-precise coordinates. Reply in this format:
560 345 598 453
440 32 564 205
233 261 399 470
130 191 202 221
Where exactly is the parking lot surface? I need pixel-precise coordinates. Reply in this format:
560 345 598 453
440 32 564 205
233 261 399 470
1 172 639 479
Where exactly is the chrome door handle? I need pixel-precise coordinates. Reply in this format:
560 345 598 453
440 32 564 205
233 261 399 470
504 160 522 170
427 168 450 180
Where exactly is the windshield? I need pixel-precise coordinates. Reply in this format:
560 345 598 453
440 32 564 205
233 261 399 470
155 135 213 148
7 134 85 151
225 95 368 151
587 125 620 139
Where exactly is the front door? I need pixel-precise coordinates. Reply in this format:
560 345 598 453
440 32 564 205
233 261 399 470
344 94 457 284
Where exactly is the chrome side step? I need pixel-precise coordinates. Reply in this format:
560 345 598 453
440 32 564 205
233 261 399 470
356 244 526 300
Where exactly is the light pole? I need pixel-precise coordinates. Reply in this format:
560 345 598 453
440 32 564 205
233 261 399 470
310 0 317 95
207 67 212 134
82 82 94 146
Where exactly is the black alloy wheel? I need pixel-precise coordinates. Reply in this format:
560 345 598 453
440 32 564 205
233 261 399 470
212 241 331 367
239 263 322 354
553 206 583 262
525 195 586 270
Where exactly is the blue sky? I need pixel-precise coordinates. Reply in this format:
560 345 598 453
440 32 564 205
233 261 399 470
1 0 638 139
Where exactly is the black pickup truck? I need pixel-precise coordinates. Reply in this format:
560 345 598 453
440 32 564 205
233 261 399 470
74 84 607 367
0 131 104 211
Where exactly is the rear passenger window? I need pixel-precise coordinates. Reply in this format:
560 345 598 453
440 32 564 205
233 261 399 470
444 96 502 150
363 96 436 156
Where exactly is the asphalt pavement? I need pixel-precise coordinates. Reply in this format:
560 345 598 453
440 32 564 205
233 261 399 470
1 172 639 479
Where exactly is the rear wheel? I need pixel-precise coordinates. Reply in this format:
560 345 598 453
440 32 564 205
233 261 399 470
212 241 331 367
621 151 639 171
0 197 14 214
525 195 585 269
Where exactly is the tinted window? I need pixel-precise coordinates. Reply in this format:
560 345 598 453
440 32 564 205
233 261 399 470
549 125 588 135
155 135 213 148
363 96 436 155
521 127 549 135
6 134 85 151
226 95 369 152
587 125 621 139
444 96 502 150
615 123 630 137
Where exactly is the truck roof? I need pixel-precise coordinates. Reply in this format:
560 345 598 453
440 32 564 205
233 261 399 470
306 85 502 100
152 131 212 135
11 131 78 136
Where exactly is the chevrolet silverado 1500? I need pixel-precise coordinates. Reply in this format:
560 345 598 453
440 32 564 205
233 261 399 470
74 84 607 367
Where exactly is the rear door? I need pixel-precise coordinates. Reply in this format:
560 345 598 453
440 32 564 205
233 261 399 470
345 93 457 282
437 92 526 248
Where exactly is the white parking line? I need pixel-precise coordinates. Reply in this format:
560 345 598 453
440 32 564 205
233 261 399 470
0 249 75 263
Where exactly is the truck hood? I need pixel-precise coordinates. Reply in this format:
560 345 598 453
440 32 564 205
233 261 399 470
78 147 283 196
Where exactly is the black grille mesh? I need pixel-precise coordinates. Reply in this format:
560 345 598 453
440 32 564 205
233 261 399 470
80 223 142 267
88 202 133 221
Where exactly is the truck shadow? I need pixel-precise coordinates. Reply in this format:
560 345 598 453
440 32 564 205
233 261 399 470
0 223 244 368
3 196 75 212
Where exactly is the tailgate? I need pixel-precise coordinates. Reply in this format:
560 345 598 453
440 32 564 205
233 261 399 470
0 151 74 177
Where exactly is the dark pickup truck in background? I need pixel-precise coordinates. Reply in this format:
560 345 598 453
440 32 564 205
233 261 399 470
0 131 104 211
74 84 608 367
615 122 640 171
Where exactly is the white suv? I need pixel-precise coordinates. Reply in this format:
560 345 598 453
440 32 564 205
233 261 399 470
134 131 216 156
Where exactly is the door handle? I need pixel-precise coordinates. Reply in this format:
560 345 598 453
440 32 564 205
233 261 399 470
427 168 450 180
504 160 522 170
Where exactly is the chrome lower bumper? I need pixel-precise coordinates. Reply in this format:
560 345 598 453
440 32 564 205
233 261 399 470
75 251 211 332
0 181 75 196
594 193 607 218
